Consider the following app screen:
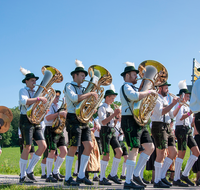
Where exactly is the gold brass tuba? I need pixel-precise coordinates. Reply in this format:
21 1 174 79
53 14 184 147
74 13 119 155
76 65 112 124
0 106 13 133
133 60 168 126
27 66 63 124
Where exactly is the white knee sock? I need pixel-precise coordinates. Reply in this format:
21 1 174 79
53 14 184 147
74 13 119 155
78 154 90 179
28 159 32 167
134 152 149 177
65 156 74 181
100 160 108 181
110 157 121 177
53 156 65 174
46 158 54 177
125 160 136 184
74 160 78 174
19 158 28 178
174 157 183 181
161 157 173 179
41 163 46 175
26 153 41 174
182 155 198 177
122 162 126 176
94 173 98 178
140 164 145 179
154 161 162 183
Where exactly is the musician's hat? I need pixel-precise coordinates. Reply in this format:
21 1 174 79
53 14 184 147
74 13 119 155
158 81 171 87
121 62 139 76
104 83 118 98
176 80 191 96
71 59 88 76
55 90 61 95
20 67 39 83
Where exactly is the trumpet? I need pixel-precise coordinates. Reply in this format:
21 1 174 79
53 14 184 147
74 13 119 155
168 93 190 107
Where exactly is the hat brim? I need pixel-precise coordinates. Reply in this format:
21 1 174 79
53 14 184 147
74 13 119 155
104 92 118 98
70 70 88 77
22 76 39 83
120 69 139 76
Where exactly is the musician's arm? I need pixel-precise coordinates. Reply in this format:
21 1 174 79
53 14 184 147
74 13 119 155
78 92 97 103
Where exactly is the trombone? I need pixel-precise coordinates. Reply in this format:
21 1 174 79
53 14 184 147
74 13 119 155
168 93 190 107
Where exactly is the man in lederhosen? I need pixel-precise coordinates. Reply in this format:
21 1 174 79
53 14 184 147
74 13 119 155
44 90 67 183
120 62 156 189
19 68 47 183
151 81 180 188
64 60 98 186
173 80 199 186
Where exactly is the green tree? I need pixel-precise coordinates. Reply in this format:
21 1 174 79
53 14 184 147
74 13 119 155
1 125 13 147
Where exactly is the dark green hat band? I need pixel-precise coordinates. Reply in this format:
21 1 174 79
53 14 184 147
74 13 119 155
70 67 88 76
22 73 39 83
104 90 118 98
177 89 191 96
158 81 171 87
121 66 139 76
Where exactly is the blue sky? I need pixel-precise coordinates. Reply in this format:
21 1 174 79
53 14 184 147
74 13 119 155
0 0 200 108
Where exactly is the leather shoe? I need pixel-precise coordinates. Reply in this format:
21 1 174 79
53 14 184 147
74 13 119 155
196 179 200 186
73 172 78 177
181 175 195 186
133 174 146 187
107 174 121 184
19 176 34 183
173 179 188 187
52 172 63 181
45 175 57 183
161 177 172 186
76 176 94 185
142 178 149 184
99 177 112 185
27 172 37 182
41 174 47 179
64 177 79 186
93 176 99 181
59 173 65 178
154 180 170 188
124 180 144 189
120 175 126 180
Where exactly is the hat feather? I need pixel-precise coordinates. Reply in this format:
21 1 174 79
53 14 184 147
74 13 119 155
75 59 84 68
20 66 31 76
124 62 135 67
109 83 116 92
178 80 187 90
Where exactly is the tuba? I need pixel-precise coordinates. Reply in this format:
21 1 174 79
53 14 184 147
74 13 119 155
27 66 63 124
76 65 112 124
133 60 168 126
0 106 13 133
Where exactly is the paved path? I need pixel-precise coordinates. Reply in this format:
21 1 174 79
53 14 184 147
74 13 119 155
0 174 200 189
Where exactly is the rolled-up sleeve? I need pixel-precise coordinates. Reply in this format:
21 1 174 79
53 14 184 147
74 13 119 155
19 88 29 106
124 84 139 102
65 84 78 103
98 107 107 126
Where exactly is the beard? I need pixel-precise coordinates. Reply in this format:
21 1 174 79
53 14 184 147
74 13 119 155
161 89 168 97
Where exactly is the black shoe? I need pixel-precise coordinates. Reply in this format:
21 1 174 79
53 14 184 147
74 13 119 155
73 172 78 177
161 177 172 186
107 174 121 184
196 179 200 186
173 179 188 187
120 175 126 180
154 180 170 188
133 175 146 187
142 178 149 184
151 180 154 184
45 175 57 183
19 176 34 183
27 172 37 182
124 180 144 189
93 176 99 181
52 172 63 182
76 176 94 185
41 174 47 179
168 177 173 182
99 177 112 185
181 175 195 186
64 177 79 186
59 173 65 178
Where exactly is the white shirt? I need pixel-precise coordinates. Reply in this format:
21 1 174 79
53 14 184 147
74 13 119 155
190 78 200 113
18 127 22 138
44 103 59 126
115 121 124 141
120 82 139 116
40 120 46 134
64 81 83 114
151 94 174 124
175 103 193 126
93 117 100 137
98 103 115 127
19 87 35 115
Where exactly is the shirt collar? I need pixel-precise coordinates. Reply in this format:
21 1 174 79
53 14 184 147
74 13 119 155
102 102 109 108
71 81 82 88
25 86 35 92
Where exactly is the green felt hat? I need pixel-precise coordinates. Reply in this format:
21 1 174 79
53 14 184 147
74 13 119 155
104 90 118 98
120 66 139 76
70 67 88 76
55 90 61 95
22 73 39 83
176 89 191 96
158 81 171 87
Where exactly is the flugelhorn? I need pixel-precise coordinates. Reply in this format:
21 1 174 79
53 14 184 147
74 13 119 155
168 93 190 107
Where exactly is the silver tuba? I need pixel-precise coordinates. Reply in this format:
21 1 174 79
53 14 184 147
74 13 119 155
27 66 63 124
133 60 168 126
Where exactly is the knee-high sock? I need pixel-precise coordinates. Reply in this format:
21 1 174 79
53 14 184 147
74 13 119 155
74 160 78 174
161 157 173 179
122 162 126 176
182 155 198 177
140 164 146 179
28 159 32 167
53 156 65 174
134 153 149 177
65 156 74 181
154 161 162 183
19 158 28 178
125 160 136 184
41 163 46 175
110 157 121 177
26 153 41 174
46 158 54 177
100 160 108 181
94 173 98 178
78 154 90 179
174 157 183 181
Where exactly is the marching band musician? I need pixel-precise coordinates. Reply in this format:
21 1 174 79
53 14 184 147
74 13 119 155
173 80 199 187
98 84 123 185
64 60 98 186
120 62 156 190
19 67 47 183
44 90 67 183
150 81 180 188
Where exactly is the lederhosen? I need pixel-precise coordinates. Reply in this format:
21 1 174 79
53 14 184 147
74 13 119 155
65 83 91 147
121 84 152 150
19 89 44 146
100 105 120 155
192 134 200 173
195 112 200 135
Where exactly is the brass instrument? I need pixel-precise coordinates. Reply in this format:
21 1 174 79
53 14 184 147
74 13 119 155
133 60 168 126
27 66 63 124
168 93 190 107
76 65 112 124
52 98 67 134
0 106 13 133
